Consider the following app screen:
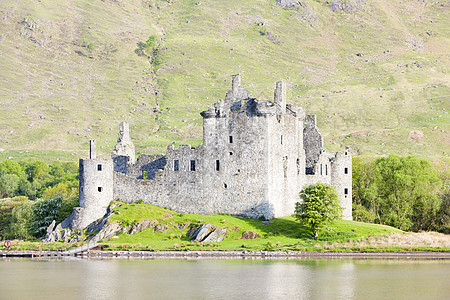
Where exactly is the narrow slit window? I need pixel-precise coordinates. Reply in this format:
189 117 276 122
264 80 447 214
98 187 102 192
97 164 102 171
344 188 348 195
190 160 196 171
281 135 283 144
174 160 179 171
224 183 227 189
320 164 323 175
344 167 348 174
325 165 328 175
215 160 220 171
229 136 233 143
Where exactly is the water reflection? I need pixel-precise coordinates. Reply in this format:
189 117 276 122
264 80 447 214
1 258 449 300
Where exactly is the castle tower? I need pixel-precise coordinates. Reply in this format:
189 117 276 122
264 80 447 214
331 151 352 220
75 140 114 228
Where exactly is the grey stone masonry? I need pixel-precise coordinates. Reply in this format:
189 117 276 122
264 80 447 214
72 75 352 229
112 122 135 163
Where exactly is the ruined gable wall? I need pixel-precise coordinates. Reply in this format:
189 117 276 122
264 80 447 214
303 115 323 173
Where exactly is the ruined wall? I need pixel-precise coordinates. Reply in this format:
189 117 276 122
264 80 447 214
126 154 166 179
303 115 323 173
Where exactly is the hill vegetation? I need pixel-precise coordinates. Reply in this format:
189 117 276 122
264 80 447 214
0 0 448 162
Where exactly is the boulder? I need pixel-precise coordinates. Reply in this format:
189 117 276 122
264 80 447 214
194 224 215 242
128 219 157 234
202 227 227 243
187 224 227 242
241 231 260 239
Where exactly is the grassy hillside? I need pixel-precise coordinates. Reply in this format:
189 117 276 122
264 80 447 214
0 0 448 162
103 202 406 251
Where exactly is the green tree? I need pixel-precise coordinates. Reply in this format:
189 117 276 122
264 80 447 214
375 155 441 231
0 196 29 239
0 173 20 197
353 155 443 231
295 183 343 238
29 197 63 237
6 201 33 240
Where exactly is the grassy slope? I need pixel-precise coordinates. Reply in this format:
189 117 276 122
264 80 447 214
0 0 448 162
102 202 420 252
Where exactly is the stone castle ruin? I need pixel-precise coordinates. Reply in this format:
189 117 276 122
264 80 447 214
69 75 352 229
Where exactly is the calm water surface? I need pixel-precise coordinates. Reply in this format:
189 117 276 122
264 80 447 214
0 258 448 299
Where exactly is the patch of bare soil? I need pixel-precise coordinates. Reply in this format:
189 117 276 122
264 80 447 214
409 130 424 141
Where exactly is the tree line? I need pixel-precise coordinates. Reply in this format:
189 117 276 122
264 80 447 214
1 154 449 241
352 154 449 233
0 159 79 240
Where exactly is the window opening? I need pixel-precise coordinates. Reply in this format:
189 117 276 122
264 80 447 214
174 160 179 171
224 183 227 189
296 158 300 175
215 160 220 171
281 135 283 144
229 136 233 143
344 188 348 195
229 152 233 155
98 187 102 192
320 164 323 175
344 167 348 174
325 165 328 175
190 160 196 171
97 164 102 171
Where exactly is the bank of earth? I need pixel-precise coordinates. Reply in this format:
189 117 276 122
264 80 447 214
12 202 447 253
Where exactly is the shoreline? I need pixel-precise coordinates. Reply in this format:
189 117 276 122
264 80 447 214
2 250 450 260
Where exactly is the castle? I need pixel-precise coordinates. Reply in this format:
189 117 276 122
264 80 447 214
69 75 352 229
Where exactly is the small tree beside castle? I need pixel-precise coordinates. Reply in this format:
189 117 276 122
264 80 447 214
295 183 343 238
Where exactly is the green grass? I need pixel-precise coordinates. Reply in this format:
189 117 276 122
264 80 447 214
0 0 448 162
103 202 409 252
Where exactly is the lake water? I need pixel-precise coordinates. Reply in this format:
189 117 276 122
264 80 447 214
1 258 449 299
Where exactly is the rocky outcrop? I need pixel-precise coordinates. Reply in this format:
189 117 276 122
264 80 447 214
42 220 83 243
187 224 227 242
128 220 157 234
276 0 302 10
88 221 126 243
241 231 260 239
